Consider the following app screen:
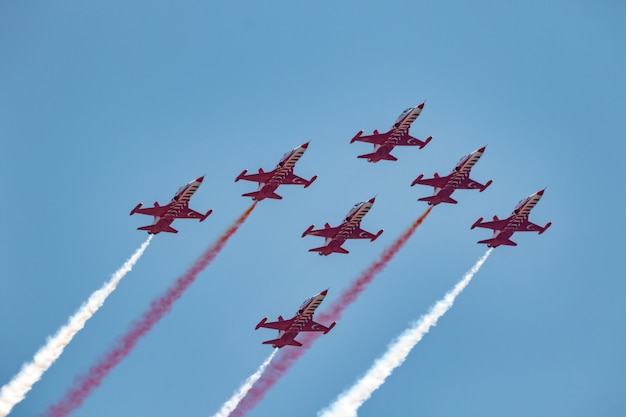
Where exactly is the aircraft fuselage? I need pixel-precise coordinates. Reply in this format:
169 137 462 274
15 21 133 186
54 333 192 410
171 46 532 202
271 291 327 348
318 200 374 255
143 178 202 234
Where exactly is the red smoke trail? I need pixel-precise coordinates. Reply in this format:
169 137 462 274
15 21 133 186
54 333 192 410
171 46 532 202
230 206 433 417
44 203 257 417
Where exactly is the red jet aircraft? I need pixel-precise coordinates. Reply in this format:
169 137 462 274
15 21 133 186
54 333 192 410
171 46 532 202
301 197 384 255
471 189 552 247
350 103 432 162
235 142 317 201
411 146 492 205
130 176 212 234
255 289 336 348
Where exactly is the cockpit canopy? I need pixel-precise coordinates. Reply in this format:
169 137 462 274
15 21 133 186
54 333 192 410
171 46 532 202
297 296 315 314
513 197 530 213
456 154 470 166
276 149 295 168
172 184 188 201
345 202 364 219
393 107 414 125
281 148 295 160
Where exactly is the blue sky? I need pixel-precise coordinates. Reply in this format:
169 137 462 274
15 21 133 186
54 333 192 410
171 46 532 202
1 1 625 416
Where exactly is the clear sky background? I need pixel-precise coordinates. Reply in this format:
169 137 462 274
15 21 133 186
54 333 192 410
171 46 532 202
1 1 625 416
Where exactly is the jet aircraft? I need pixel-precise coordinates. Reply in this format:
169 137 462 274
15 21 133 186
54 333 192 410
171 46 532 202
235 142 317 200
301 197 383 255
255 289 336 348
471 189 552 247
411 146 492 205
350 103 432 162
130 176 212 234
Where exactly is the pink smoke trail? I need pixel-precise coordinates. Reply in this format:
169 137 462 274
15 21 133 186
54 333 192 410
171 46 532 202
43 203 257 417
230 207 433 417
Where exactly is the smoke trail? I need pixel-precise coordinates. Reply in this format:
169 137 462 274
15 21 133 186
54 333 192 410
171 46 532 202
0 236 153 417
211 349 278 417
318 248 493 417
230 207 433 417
317 206 433 324
43 203 257 417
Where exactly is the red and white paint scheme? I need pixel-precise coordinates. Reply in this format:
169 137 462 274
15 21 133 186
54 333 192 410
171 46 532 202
302 197 384 255
255 289 336 348
471 189 552 248
130 176 212 235
411 146 492 205
235 142 317 201
350 103 432 162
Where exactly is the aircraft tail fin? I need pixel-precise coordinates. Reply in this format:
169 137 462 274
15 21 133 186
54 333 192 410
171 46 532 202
357 152 397 162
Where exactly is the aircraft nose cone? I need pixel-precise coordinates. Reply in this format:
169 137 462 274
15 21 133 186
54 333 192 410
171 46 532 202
417 102 425 109
320 289 329 296
301 141 310 149
368 197 376 204
537 189 545 196
196 176 205 183
477 146 486 153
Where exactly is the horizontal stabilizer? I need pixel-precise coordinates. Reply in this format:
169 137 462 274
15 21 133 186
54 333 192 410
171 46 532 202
478 237 516 247
309 246 349 255
357 152 397 161
263 338 302 347
242 191 283 200
266 192 283 200
137 225 178 234
418 195 458 205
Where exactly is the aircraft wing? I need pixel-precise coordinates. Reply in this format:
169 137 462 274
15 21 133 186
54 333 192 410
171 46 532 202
347 227 379 240
257 318 295 331
395 133 431 147
473 217 510 231
352 131 391 145
237 169 276 183
132 204 170 217
177 207 208 220
413 174 452 188
305 225 341 238
457 177 488 190
517 219 545 232
282 172 310 186
300 319 332 333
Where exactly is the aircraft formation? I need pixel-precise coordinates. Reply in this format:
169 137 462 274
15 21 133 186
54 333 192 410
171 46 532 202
129 102 552 349
0 101 554 417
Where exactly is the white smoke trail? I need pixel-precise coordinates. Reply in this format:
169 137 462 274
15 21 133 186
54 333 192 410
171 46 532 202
0 236 153 417
319 248 493 417
211 349 278 417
